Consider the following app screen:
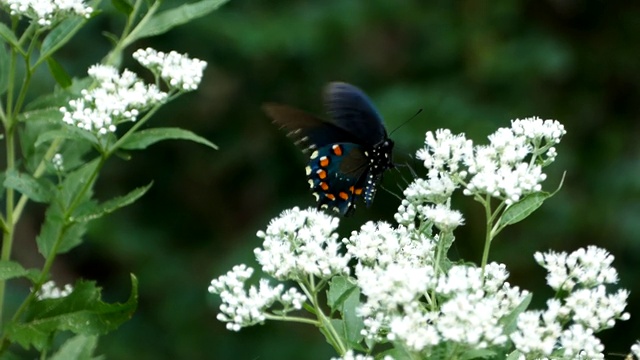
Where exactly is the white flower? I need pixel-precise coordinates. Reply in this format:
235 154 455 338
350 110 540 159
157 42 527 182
330 350 376 360
564 285 630 331
60 65 167 136
631 341 640 359
36 280 73 300
3 0 92 26
52 153 63 172
133 47 207 91
208 264 306 331
345 221 435 267
387 304 439 351
254 207 348 280
510 117 566 145
534 246 619 291
559 324 604 359
511 309 562 357
416 129 473 175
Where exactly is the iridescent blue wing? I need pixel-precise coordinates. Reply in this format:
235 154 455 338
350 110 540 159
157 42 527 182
323 82 388 147
306 143 369 215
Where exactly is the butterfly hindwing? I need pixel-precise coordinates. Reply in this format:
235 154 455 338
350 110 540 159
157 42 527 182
306 143 368 215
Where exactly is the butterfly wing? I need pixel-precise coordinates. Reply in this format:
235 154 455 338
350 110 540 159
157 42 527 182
263 103 358 152
307 143 369 215
323 82 388 147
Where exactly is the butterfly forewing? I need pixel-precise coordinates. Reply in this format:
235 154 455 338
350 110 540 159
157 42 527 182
323 82 388 147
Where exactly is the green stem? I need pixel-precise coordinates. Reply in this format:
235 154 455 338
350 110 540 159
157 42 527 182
480 195 492 277
263 314 319 326
301 279 346 355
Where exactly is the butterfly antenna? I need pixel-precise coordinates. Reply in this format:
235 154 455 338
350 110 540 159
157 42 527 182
380 183 403 201
389 108 422 136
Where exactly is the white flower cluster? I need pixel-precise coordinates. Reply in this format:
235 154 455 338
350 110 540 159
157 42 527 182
415 117 565 206
534 245 618 291
254 207 349 280
52 153 63 172
133 48 207 92
631 341 640 359
36 280 73 300
2 0 92 26
356 254 529 354
60 64 167 136
330 350 374 360
511 246 630 359
208 264 307 331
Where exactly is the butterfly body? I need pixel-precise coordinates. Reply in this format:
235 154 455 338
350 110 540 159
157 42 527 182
264 82 393 216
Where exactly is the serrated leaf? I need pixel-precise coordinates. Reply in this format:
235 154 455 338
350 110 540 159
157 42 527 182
46 57 72 88
0 22 20 49
5 275 138 351
119 127 217 150
50 335 98 360
0 261 39 282
132 0 229 41
111 0 133 15
499 192 549 227
3 170 54 203
0 41 9 95
75 182 152 222
40 17 86 63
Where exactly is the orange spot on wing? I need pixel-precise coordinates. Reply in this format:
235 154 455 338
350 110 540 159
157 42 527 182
338 192 349 200
354 188 363 195
332 144 343 156
319 182 329 191
326 194 336 201
317 169 327 179
319 156 330 167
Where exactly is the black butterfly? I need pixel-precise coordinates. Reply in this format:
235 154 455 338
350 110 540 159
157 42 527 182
263 82 394 216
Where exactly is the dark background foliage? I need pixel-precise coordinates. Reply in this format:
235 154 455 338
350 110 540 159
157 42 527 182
9 0 640 359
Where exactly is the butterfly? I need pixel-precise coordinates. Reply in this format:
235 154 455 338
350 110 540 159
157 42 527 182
263 82 394 216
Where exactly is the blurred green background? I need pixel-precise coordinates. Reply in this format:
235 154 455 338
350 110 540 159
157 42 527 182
10 0 640 358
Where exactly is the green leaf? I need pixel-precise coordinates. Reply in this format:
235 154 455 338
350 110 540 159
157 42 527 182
36 201 89 256
50 335 98 360
36 159 100 256
506 350 524 360
34 126 99 148
0 261 39 282
25 76 91 111
40 17 86 63
0 22 20 49
132 0 230 41
459 349 497 360
0 41 9 95
3 170 54 203
111 0 133 15
75 182 152 222
5 275 138 351
18 107 64 123
327 276 356 311
501 292 532 335
326 276 363 346
46 57 72 88
119 127 218 150
498 192 549 227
